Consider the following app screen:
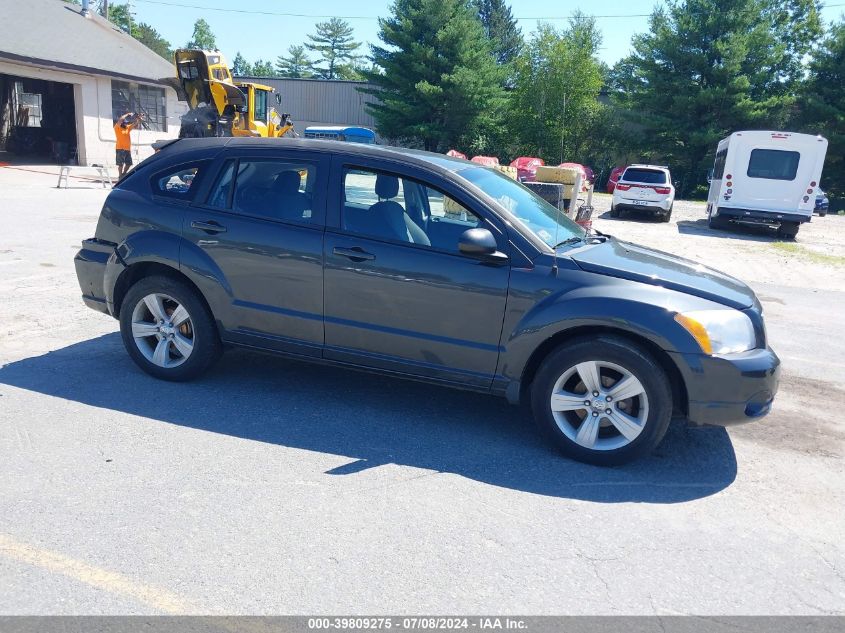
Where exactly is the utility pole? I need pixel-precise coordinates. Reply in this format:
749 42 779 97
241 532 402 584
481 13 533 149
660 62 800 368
560 92 567 164
101 0 109 19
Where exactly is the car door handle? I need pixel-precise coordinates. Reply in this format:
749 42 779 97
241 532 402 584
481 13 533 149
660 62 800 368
333 246 376 262
191 220 227 234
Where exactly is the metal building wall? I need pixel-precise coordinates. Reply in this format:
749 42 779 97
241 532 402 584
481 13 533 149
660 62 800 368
236 77 379 129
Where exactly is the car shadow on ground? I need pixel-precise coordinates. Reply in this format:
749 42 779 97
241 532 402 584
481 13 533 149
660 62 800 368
596 210 666 223
676 218 783 242
0 333 738 504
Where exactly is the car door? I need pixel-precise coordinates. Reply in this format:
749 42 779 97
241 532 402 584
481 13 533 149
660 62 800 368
323 157 510 388
182 149 329 356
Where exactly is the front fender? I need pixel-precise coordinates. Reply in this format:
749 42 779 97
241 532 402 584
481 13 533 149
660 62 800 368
498 267 724 382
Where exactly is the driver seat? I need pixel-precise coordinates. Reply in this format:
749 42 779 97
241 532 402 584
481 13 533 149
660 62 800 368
369 174 430 246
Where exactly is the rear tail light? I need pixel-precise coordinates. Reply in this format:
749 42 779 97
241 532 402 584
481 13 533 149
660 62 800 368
807 188 814 194
616 183 631 191
654 187 671 194
810 181 817 187
803 196 810 203
726 181 733 187
726 174 733 180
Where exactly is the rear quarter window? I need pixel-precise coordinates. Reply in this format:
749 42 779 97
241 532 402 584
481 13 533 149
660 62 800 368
150 160 210 201
622 168 668 184
747 149 800 180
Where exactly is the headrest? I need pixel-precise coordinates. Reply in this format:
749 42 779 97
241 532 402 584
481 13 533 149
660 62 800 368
273 171 301 193
375 174 399 199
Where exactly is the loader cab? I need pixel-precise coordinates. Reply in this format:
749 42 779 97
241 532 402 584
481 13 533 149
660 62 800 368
232 82 273 137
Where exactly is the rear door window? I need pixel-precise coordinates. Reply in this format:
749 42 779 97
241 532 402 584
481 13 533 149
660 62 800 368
622 168 667 184
747 149 800 180
206 158 318 224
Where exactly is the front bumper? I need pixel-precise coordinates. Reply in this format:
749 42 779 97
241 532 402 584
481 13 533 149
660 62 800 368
74 238 114 317
668 347 781 427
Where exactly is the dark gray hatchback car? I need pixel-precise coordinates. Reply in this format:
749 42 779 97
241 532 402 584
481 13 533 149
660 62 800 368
75 138 780 465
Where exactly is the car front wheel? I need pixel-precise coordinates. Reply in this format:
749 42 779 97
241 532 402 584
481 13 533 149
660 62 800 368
119 275 221 381
531 337 673 465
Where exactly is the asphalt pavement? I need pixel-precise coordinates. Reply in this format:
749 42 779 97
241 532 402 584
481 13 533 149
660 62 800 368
0 166 843 615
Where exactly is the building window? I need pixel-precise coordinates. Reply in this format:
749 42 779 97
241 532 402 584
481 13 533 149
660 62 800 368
111 80 167 132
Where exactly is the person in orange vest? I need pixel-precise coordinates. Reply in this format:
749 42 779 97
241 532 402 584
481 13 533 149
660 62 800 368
113 112 144 178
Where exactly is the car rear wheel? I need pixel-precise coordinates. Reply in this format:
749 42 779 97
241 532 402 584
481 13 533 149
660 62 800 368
530 337 673 466
609 204 621 218
708 208 729 230
119 275 221 381
659 205 673 223
777 221 800 240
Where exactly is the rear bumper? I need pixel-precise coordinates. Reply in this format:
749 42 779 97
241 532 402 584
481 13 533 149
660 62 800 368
74 239 115 317
614 198 672 213
668 347 781 427
717 206 811 225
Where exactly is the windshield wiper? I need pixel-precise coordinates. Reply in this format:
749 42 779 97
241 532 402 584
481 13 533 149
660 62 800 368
553 236 584 249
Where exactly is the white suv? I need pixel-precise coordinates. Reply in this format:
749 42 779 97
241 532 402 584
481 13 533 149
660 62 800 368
610 165 675 222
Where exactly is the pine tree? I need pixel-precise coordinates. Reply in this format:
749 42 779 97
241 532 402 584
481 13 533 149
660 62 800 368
186 18 217 50
231 52 253 77
473 0 522 65
305 18 361 79
361 0 504 151
798 19 845 196
276 45 314 78
611 0 822 195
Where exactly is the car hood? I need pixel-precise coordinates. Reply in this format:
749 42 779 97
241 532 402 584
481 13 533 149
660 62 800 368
570 239 756 309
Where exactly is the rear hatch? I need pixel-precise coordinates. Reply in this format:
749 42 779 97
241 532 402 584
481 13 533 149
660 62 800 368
617 168 670 203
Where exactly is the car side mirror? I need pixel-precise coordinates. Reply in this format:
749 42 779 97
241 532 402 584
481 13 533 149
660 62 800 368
459 228 508 263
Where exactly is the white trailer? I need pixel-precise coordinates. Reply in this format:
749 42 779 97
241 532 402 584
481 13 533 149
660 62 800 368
706 130 828 239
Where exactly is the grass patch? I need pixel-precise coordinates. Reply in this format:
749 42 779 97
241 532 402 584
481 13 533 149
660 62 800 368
771 241 845 266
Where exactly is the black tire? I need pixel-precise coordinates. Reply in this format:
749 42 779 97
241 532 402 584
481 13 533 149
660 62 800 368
119 275 221 381
818 210 827 217
708 211 729 230
609 204 620 218
530 337 673 466
659 205 673 223
777 221 800 240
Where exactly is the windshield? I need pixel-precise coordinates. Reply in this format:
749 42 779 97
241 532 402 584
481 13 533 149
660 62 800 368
461 167 585 248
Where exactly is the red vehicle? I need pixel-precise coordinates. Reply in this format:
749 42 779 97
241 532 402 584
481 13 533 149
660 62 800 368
510 156 545 182
446 149 467 160
471 155 500 167
607 165 626 193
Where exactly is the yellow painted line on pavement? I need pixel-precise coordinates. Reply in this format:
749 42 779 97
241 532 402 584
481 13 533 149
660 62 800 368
0 532 196 613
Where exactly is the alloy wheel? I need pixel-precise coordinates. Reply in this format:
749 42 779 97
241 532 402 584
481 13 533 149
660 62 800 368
130 293 195 368
549 360 650 451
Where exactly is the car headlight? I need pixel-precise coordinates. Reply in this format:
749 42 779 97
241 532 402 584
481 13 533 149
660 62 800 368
674 309 756 355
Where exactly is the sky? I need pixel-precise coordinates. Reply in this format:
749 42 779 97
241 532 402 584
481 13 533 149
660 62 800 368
128 0 845 68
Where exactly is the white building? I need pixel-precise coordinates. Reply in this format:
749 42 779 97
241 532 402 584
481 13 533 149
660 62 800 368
0 0 185 166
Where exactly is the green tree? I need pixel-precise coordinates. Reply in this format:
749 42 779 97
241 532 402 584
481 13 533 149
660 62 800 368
231 52 253 76
611 0 822 195
251 59 276 77
797 19 845 196
305 18 361 79
134 22 172 59
186 18 217 50
276 45 314 78
361 0 504 152
473 0 522 65
104 1 134 34
507 16 605 163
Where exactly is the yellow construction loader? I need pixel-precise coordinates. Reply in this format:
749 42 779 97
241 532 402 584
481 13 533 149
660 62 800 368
164 49 296 139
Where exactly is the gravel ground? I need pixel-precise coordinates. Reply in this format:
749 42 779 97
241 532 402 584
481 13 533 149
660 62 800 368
0 166 843 615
